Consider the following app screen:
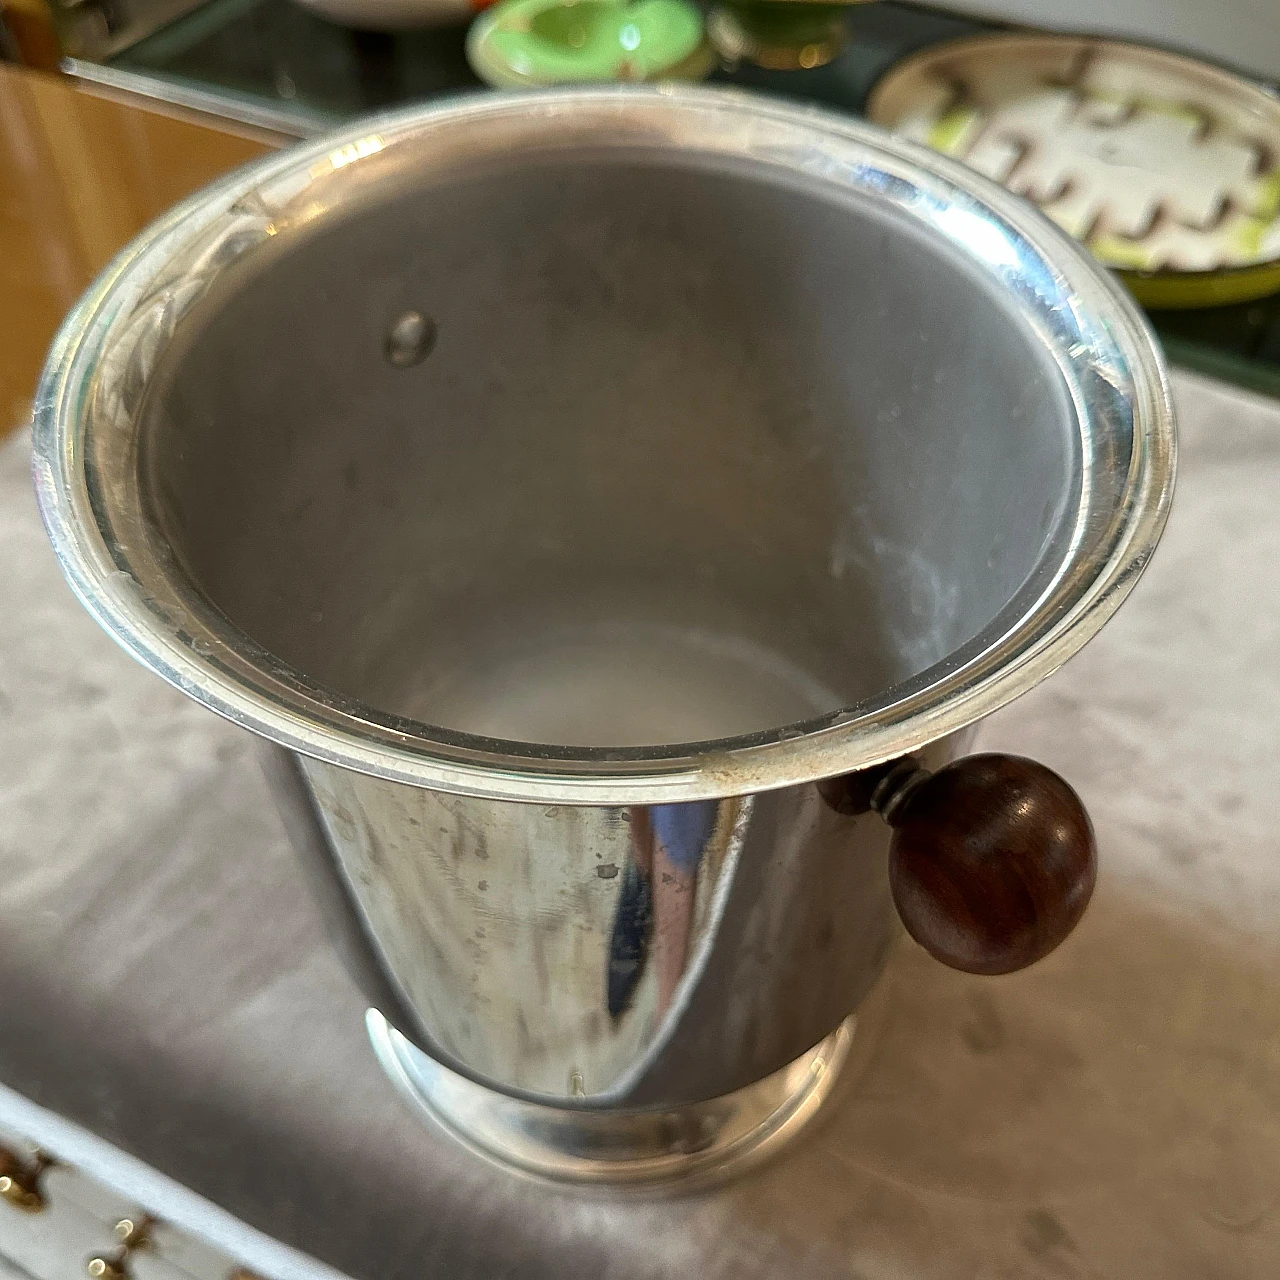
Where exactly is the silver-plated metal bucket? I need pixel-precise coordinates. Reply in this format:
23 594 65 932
33 88 1175 1181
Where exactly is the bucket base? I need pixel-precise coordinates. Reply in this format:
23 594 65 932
366 1009 855 1185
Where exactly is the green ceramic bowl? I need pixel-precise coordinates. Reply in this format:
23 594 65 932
467 0 713 88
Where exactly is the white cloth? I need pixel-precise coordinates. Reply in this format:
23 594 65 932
1 369 1277 1278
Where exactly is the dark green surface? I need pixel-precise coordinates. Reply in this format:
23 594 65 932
113 0 477 125
110 0 1280 397
111 0 980 120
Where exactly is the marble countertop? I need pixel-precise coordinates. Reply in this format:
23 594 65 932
1 369 1278 1278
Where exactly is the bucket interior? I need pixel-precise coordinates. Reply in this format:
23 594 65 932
140 148 1077 749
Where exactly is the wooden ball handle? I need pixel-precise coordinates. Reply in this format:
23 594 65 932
820 754 1097 975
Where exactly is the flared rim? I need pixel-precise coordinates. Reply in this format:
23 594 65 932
32 86 1176 804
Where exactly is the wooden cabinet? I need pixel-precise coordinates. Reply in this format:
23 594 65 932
0 65 281 433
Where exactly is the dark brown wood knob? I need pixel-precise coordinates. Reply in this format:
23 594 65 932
886 754 1096 975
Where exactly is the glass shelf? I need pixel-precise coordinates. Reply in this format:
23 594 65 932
66 0 1280 398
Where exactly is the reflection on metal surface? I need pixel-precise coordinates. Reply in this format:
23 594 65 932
368 1007 856 1184
298 750 925 1109
607 803 718 1020
326 134 384 170
606 851 652 1020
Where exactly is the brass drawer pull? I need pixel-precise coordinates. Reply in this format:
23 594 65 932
86 1216 155 1279
0 1144 52 1212
85 1257 128 1280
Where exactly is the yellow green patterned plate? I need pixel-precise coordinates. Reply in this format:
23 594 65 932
868 35 1280 309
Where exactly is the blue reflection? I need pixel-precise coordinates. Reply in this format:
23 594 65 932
606 801 718 1020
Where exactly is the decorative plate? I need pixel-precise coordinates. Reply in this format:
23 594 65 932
868 35 1280 308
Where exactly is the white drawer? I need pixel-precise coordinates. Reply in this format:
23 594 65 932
0 1122 252 1280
